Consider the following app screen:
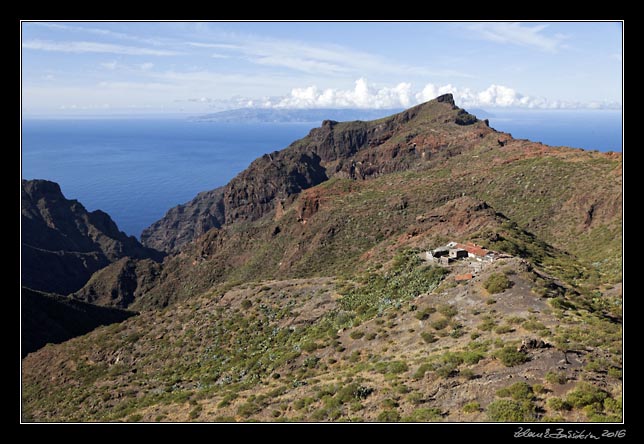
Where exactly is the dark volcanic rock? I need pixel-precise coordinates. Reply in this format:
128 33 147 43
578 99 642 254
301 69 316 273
22 179 164 295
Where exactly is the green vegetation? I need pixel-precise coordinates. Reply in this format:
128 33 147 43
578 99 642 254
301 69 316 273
495 346 528 367
484 273 512 294
545 371 566 385
496 382 533 401
487 399 536 422
339 250 447 316
377 410 401 422
403 407 442 422
547 397 571 411
565 383 608 409
462 402 481 413
420 332 437 344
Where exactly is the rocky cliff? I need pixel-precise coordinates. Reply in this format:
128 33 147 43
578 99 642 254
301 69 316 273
22 179 164 295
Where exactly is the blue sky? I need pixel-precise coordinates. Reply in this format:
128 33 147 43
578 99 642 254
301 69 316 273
21 21 622 116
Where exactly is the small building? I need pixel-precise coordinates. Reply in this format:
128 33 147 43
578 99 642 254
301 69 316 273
449 248 469 259
439 256 452 266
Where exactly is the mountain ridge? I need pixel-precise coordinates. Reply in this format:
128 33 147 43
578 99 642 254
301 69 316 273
142 94 489 252
22 179 164 295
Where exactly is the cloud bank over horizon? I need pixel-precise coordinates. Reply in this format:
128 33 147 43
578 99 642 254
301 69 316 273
205 78 621 111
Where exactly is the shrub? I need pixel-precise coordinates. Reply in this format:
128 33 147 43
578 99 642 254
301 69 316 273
421 332 437 344
301 341 319 352
495 346 529 367
218 393 238 408
382 398 399 408
407 392 424 405
438 304 458 318
349 330 365 340
376 360 408 375
532 384 546 395
487 399 536 422
479 317 497 331
241 300 252 309
547 397 571 411
127 414 143 422
460 369 476 380
404 407 442 422
413 363 433 379
377 410 401 422
366 332 377 340
431 318 449 330
484 273 512 294
463 401 481 413
237 402 261 417
496 382 533 401
565 383 608 409
495 324 514 334
545 371 567 385
388 361 408 374
189 405 203 419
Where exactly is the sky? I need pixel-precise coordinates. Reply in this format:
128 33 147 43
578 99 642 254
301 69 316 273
21 21 623 116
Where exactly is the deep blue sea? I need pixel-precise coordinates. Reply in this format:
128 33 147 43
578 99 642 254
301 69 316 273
22 110 622 239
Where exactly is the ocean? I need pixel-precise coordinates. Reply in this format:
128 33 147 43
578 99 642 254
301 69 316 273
21 111 622 239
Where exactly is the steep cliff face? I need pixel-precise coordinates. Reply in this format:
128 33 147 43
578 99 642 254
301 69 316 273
140 187 226 253
21 179 164 295
142 94 492 252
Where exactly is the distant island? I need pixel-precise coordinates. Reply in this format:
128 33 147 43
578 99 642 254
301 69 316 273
193 107 495 124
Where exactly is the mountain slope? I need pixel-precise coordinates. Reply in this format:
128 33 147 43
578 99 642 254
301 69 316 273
21 287 135 357
22 255 622 422
21 179 164 295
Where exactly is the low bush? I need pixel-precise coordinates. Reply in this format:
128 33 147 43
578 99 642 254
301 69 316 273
487 399 536 422
484 273 512 294
495 346 528 367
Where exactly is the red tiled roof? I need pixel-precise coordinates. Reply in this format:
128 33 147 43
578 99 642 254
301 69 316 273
455 242 488 257
455 273 473 281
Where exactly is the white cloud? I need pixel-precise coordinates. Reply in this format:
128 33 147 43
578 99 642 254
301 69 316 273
138 62 154 70
22 39 181 56
243 78 619 110
466 22 566 53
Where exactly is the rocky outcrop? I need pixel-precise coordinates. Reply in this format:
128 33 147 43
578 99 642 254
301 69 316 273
22 179 164 295
142 94 492 252
21 287 135 357
72 257 162 310
141 187 226 253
